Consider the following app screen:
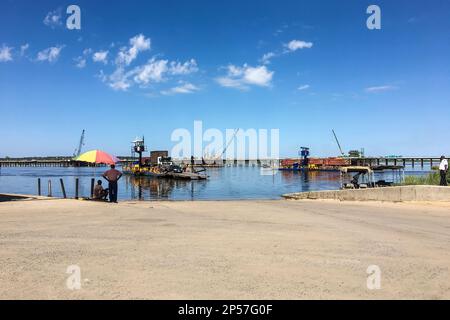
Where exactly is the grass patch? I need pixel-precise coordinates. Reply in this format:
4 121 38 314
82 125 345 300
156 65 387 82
402 171 448 185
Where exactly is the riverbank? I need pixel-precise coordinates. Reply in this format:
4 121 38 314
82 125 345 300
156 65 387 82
0 198 449 299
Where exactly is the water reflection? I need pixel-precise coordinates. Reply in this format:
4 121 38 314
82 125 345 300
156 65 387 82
124 175 208 200
0 166 429 201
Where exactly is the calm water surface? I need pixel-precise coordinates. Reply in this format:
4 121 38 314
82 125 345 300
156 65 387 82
0 166 429 200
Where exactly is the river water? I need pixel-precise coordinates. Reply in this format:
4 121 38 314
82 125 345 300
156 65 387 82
0 166 429 201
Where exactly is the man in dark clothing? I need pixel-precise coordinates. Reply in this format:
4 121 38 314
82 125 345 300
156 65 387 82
103 164 122 202
351 172 361 189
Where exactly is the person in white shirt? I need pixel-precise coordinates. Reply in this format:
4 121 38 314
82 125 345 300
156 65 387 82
439 155 448 186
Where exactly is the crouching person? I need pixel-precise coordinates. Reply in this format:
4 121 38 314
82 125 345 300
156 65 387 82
93 180 109 201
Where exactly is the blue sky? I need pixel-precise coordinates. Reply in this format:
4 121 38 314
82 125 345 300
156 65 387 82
1 0 449 157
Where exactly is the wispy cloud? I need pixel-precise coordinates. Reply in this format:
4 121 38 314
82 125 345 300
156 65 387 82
273 23 289 36
297 84 310 91
216 64 274 90
260 52 276 65
103 56 198 91
161 82 200 95
74 48 92 68
36 45 64 63
115 34 151 66
103 67 131 91
82 34 199 94
284 40 313 52
132 58 169 85
365 85 397 93
169 59 198 75
43 8 63 28
20 44 29 57
0 45 13 62
93 50 109 64
74 56 86 68
260 39 313 64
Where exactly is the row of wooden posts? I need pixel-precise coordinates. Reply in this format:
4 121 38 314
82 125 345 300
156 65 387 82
37 178 96 199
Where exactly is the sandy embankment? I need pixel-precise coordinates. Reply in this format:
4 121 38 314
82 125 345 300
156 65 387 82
0 198 449 299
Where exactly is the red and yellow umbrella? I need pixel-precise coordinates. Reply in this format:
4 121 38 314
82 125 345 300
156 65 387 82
75 150 119 165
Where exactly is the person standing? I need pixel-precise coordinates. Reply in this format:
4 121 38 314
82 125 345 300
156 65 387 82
439 155 448 186
103 164 122 202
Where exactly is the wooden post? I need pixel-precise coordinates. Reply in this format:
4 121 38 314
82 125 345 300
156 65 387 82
48 180 52 197
37 178 41 196
430 158 433 168
90 178 95 198
412 159 415 168
75 178 79 199
60 179 67 199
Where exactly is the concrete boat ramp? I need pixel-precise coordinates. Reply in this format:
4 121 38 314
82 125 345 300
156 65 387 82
0 192 449 299
284 185 450 202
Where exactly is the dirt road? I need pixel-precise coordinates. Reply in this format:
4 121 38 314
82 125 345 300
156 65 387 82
0 198 449 299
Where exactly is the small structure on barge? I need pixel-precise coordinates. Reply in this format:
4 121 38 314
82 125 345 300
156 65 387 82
122 137 208 180
279 147 351 171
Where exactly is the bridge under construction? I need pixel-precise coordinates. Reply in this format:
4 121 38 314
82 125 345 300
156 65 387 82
0 156 445 169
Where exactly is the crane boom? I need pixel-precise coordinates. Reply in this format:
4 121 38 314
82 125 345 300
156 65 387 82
215 128 239 160
332 129 345 156
73 129 85 157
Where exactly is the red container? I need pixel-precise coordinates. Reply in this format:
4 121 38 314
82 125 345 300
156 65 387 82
309 158 324 165
281 159 299 167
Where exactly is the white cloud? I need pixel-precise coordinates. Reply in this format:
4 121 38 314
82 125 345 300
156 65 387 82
365 85 397 93
0 45 13 62
244 65 273 86
227 65 244 77
74 48 92 68
83 48 93 56
298 84 310 91
259 39 313 65
169 59 198 75
43 9 62 28
102 56 198 91
74 56 86 68
98 34 198 93
216 64 274 90
115 34 151 66
260 52 276 65
161 82 200 95
93 50 109 64
36 46 64 62
132 58 168 84
100 58 197 94
216 77 245 89
284 40 313 52
106 67 132 91
20 44 29 56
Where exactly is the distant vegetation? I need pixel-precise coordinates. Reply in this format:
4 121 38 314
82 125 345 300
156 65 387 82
402 171 449 185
